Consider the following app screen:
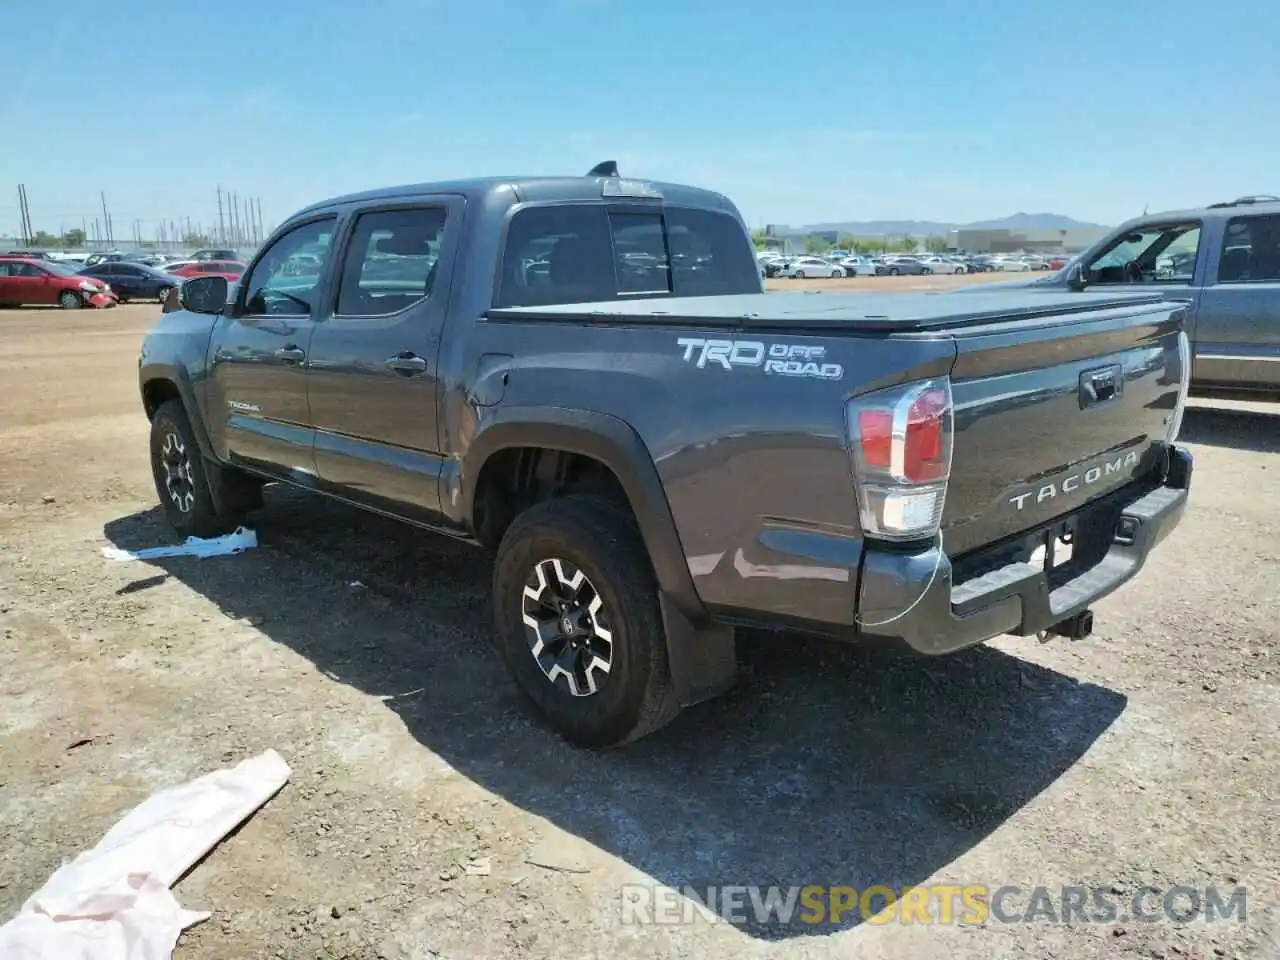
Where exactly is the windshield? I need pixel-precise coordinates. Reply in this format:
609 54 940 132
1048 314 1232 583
42 261 82 277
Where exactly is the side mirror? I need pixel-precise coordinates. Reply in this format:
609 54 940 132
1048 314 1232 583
1066 262 1088 292
178 275 229 314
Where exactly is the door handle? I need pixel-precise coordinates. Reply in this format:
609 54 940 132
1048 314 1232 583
274 345 306 363
385 353 427 374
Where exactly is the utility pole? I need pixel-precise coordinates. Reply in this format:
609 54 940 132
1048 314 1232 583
100 191 111 245
18 184 34 245
217 186 226 246
232 192 241 245
255 197 264 243
243 196 252 244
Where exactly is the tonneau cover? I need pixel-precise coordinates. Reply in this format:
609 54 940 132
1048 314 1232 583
485 290 1179 333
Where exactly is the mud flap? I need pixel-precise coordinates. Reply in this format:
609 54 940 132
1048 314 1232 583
659 592 737 707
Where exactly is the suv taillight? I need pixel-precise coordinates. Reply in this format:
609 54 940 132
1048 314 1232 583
846 378 954 541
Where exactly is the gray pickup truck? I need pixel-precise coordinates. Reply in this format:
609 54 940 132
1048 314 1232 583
980 194 1280 398
138 164 1194 747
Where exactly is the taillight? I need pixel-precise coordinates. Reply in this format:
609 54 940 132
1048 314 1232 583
846 378 954 541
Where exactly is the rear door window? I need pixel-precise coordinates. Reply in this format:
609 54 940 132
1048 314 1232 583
1217 215 1280 283
495 204 758 308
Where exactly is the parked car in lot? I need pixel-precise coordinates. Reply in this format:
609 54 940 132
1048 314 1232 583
920 255 966 275
0 256 117 308
778 255 845 278
971 193 1280 397
139 163 1193 747
168 260 246 281
837 255 877 276
992 256 1033 272
78 261 185 304
875 256 930 276
189 248 240 262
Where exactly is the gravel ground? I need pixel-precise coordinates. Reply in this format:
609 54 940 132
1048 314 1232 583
0 296 1276 960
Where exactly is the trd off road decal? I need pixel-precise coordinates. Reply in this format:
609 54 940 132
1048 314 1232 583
676 337 843 380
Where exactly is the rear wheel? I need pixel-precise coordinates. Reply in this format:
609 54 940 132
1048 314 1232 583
888 267 900 276
795 270 806 279
493 495 681 748
921 267 932 275
57 290 82 309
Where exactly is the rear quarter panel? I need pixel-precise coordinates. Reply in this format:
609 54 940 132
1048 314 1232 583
448 317 956 629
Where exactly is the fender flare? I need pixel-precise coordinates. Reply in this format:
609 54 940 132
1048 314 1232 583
139 361 216 461
461 406 707 624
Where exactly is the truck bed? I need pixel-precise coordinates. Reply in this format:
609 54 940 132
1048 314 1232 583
485 290 1176 333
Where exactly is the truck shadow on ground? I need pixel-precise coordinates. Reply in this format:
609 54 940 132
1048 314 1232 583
104 493 1126 939
1179 404 1280 454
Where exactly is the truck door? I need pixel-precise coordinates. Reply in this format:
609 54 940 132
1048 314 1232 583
205 215 340 478
1077 219 1205 333
307 196 464 522
1193 212 1280 392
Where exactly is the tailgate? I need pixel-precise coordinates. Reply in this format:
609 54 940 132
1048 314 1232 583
943 297 1189 556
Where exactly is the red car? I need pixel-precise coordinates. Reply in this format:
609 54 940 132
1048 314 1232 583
0 256 117 309
1049 255 1072 271
168 260 246 281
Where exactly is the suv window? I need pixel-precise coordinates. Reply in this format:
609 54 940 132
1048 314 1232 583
495 204 759 308
1217 214 1280 283
241 219 335 316
335 207 446 317
1086 222 1201 284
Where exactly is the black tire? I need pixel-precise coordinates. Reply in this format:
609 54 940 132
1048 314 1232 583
956 266 966 274
149 400 245 539
921 267 932 275
795 270 806 279
58 290 82 309
493 494 680 748
888 267 900 276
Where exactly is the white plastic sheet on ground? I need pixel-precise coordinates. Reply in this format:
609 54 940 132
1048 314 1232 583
101 527 258 563
0 749 291 960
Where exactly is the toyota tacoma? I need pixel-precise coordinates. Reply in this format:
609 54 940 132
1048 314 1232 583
138 163 1194 747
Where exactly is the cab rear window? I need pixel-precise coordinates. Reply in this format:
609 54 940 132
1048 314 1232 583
495 204 759 308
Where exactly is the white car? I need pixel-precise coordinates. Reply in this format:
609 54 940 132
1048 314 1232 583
778 256 845 279
993 256 1033 272
920 255 966 275
837 255 877 277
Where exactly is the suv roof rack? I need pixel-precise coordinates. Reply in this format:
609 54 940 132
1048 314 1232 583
1206 194 1280 208
586 160 619 177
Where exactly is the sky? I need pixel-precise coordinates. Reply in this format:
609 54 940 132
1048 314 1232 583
2 0 1278 240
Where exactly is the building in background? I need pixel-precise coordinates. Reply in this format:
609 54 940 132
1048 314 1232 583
949 226 1109 254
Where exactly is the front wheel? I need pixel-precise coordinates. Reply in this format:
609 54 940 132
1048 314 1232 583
921 267 932 275
493 495 681 748
58 290 82 309
888 267 900 276
794 270 806 279
149 400 247 539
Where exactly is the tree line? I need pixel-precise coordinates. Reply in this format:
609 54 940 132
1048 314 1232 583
9 229 212 250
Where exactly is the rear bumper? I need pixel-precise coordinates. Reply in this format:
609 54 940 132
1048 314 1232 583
857 445 1192 654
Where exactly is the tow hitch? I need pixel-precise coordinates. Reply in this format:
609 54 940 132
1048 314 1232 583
1040 609 1094 642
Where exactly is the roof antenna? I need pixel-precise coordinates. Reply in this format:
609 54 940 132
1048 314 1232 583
587 160 619 177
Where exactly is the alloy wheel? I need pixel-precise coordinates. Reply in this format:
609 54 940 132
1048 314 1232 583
521 557 613 697
160 431 196 513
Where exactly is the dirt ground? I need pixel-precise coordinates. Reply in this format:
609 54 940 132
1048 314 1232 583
0 280 1277 959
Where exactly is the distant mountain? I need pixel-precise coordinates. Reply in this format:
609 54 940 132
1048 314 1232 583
787 212 1108 237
